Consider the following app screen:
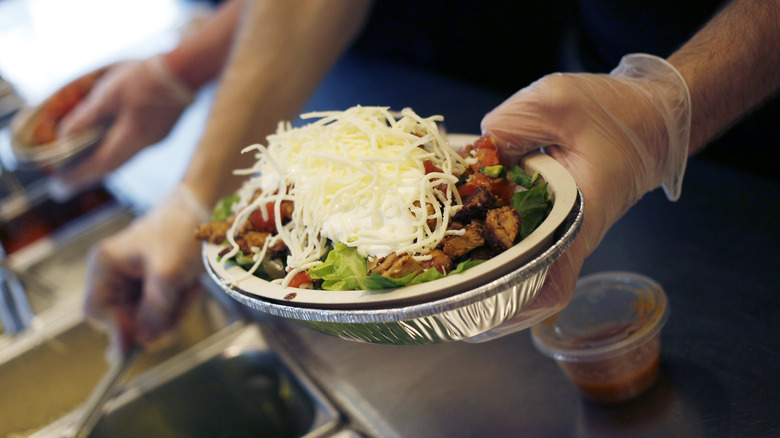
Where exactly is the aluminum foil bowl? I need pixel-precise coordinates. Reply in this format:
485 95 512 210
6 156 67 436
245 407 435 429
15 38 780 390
202 135 584 345
204 192 582 345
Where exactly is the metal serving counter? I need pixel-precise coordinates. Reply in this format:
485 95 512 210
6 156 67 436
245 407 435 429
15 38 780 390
253 157 780 438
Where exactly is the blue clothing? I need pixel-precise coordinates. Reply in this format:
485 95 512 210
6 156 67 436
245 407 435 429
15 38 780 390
575 0 725 71
352 0 778 180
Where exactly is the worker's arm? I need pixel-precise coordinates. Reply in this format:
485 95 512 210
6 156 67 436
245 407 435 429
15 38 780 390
668 0 780 155
182 0 373 207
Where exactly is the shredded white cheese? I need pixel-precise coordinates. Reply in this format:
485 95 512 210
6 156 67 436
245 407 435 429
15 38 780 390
224 106 468 285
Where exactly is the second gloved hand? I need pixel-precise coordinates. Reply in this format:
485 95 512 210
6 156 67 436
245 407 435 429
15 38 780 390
53 55 195 196
83 185 211 353
478 54 691 336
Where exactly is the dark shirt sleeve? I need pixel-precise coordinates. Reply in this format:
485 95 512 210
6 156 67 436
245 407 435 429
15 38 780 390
574 0 726 71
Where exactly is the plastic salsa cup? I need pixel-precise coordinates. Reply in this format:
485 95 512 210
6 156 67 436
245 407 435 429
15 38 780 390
531 271 670 404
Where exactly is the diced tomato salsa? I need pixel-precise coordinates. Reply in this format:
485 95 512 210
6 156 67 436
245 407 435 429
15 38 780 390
249 202 277 233
287 271 312 288
457 136 516 204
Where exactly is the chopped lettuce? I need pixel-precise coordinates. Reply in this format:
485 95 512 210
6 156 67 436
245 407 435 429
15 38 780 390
234 251 256 267
308 244 373 291
507 165 541 189
212 194 240 221
308 243 486 291
211 194 253 265
506 165 553 240
512 183 552 240
408 258 486 285
366 271 418 289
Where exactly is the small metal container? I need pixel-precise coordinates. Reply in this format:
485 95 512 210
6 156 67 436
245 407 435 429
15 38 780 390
8 67 107 173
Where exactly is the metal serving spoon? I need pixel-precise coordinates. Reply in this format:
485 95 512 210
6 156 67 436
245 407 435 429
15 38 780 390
67 344 140 438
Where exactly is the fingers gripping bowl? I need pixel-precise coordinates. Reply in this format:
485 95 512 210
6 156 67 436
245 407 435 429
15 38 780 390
202 109 582 344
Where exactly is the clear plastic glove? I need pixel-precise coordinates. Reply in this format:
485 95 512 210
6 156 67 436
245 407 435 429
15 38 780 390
83 185 211 354
52 55 195 197
474 53 691 339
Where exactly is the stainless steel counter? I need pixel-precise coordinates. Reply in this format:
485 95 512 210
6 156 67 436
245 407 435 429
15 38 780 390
253 157 780 438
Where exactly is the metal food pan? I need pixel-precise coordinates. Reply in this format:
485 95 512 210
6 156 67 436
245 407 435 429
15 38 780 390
31 323 342 438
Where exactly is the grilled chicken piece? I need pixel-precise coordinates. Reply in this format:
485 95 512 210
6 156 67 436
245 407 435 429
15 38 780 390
452 186 496 223
439 221 485 258
420 249 453 274
195 221 233 244
412 201 440 231
484 206 522 251
238 231 289 256
278 200 295 223
236 231 272 255
369 253 423 279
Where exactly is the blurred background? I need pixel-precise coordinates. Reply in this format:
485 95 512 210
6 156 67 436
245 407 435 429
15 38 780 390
0 0 221 211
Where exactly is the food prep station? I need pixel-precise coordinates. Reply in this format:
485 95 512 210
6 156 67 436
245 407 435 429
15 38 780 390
0 175 351 437
1 1 778 437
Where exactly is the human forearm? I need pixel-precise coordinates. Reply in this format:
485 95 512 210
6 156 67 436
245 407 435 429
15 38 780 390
668 0 780 155
182 0 372 206
162 0 244 92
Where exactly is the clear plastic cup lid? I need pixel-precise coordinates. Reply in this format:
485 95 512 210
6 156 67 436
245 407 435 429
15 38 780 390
531 271 669 361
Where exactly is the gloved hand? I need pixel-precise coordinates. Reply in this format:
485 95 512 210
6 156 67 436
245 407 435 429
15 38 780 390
52 55 195 197
477 53 691 337
83 184 211 354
